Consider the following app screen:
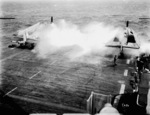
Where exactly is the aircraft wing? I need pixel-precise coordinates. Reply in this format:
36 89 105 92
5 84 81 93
106 43 140 49
105 41 122 48
122 44 140 49
12 36 37 44
106 44 122 48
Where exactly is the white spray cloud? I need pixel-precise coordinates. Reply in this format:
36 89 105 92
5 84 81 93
139 41 150 54
20 19 150 63
33 20 121 63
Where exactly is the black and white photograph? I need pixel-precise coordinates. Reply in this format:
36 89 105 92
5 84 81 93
0 0 150 115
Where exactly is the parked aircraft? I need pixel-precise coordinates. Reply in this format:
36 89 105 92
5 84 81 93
8 17 53 49
106 21 140 57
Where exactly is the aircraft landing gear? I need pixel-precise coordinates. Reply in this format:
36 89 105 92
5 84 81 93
8 44 17 48
25 43 35 49
8 41 35 50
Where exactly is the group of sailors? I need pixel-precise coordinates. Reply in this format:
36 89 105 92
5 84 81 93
130 53 150 91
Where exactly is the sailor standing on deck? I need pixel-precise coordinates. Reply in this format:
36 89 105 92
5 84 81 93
114 55 118 65
136 57 144 81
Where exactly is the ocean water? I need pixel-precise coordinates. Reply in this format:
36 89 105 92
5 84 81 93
1 0 150 40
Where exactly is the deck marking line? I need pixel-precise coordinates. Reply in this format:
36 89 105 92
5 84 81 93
0 51 23 63
119 84 125 94
29 71 41 79
124 69 128 76
4 87 17 96
146 81 150 114
50 60 57 65
60 69 69 74
126 59 130 64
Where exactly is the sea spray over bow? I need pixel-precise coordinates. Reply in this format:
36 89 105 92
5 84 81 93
35 20 121 63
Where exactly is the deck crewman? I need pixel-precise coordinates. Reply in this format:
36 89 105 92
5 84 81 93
114 55 118 65
135 56 144 81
